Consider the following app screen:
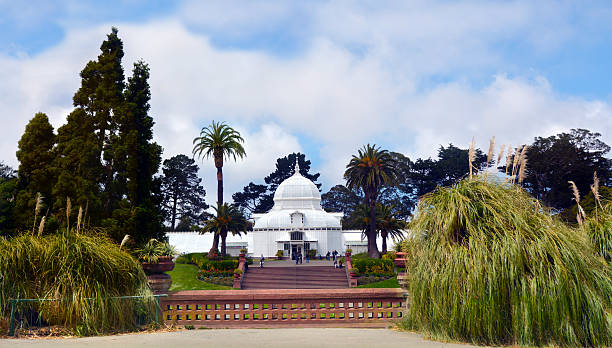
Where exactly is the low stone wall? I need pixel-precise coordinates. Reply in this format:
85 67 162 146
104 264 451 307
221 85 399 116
162 288 406 328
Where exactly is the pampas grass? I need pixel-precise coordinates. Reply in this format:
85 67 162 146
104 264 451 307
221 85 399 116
504 144 512 175
401 178 612 347
569 181 586 226
468 137 476 179
517 145 528 185
0 231 155 335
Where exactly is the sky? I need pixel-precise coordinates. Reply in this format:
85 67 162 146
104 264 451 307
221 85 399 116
1 0 611 204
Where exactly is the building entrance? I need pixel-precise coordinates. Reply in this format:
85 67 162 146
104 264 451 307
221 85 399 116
290 244 302 260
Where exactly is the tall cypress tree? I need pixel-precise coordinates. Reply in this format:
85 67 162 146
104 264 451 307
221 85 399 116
14 113 56 231
108 61 163 243
52 108 102 223
72 27 125 216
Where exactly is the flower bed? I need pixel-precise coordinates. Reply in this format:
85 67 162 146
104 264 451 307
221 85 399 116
351 258 395 277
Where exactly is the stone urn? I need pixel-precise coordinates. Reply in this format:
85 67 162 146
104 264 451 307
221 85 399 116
141 256 174 294
393 252 407 268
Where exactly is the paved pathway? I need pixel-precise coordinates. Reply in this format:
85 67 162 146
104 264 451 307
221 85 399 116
1 328 479 348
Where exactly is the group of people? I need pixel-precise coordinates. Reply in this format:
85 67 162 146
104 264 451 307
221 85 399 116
258 249 343 268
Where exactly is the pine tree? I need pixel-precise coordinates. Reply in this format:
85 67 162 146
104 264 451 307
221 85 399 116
14 113 56 231
160 155 208 231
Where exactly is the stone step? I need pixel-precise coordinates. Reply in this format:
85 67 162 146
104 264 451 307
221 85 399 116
242 266 349 289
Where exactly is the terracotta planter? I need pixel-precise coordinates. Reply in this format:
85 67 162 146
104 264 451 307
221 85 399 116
141 256 175 275
147 273 172 294
345 252 351 258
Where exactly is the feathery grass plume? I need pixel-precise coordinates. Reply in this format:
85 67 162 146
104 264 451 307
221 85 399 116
120 234 131 250
496 144 505 168
77 206 83 234
65 197 72 233
504 144 512 175
0 231 156 336
517 145 528 185
569 180 586 226
37 216 46 236
592 171 602 210
510 145 522 183
486 136 496 167
31 192 43 235
484 136 496 180
468 137 476 179
400 178 612 346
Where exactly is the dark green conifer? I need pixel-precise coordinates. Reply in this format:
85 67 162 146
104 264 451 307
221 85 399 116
14 113 56 231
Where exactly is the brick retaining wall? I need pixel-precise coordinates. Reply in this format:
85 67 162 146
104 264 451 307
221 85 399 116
162 288 406 328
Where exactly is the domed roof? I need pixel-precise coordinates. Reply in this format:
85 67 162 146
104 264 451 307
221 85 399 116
272 161 322 211
252 160 343 230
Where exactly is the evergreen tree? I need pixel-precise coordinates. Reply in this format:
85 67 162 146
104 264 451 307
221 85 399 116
160 155 208 231
0 162 17 235
14 113 56 231
73 27 126 216
105 61 163 243
514 129 611 210
52 108 102 223
232 182 268 217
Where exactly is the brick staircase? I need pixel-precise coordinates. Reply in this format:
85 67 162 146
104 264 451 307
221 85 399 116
242 266 349 289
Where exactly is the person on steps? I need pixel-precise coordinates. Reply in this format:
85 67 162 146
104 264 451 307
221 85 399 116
260 254 264 268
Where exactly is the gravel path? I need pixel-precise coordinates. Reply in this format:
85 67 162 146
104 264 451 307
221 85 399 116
1 328 479 348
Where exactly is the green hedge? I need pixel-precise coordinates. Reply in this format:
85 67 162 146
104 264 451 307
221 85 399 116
196 259 238 272
352 258 394 276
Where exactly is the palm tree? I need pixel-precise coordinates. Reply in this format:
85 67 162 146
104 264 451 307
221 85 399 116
350 203 406 254
201 203 250 256
193 121 246 255
344 144 398 258
377 204 406 254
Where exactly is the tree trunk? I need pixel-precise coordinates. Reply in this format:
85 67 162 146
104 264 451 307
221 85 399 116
210 234 220 256
381 231 388 254
212 153 223 255
368 196 380 259
221 231 227 257
170 191 178 231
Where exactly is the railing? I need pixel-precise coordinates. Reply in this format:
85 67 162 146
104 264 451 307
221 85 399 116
6 294 167 336
162 288 406 327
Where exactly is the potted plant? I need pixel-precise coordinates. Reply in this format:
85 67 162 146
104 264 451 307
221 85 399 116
137 239 177 294
348 267 359 278
239 248 247 257
233 268 243 278
345 248 352 257
275 250 284 260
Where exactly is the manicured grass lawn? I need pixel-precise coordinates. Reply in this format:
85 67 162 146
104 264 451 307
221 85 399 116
166 263 234 291
357 277 400 288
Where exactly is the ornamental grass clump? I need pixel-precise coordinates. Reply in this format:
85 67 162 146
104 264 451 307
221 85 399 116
402 178 612 347
0 230 155 335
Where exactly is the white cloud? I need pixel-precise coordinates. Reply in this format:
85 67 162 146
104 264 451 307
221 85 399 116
0 2 611 202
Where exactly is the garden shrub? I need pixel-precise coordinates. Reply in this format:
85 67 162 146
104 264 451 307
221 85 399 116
402 178 612 347
352 258 394 276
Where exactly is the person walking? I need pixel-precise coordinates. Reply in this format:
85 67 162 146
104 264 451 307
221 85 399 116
260 254 264 268
305 253 309 263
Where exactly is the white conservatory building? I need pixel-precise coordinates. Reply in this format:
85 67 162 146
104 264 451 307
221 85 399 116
251 162 344 258
167 161 382 256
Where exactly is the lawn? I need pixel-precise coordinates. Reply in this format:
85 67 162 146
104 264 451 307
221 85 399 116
357 277 400 288
166 263 234 291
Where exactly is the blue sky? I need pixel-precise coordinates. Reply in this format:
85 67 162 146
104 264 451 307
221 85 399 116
1 1 611 202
